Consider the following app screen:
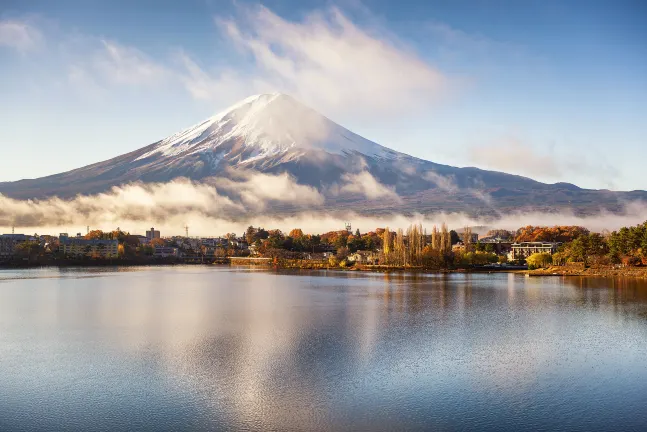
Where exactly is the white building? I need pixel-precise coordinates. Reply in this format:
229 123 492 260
509 242 561 261
347 250 378 264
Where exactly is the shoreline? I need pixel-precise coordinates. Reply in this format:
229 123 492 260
527 266 647 279
4 261 647 280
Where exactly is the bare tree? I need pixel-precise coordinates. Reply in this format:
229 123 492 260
441 223 450 253
382 227 392 265
463 226 473 252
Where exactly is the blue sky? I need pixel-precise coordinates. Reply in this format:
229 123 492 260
1 0 645 190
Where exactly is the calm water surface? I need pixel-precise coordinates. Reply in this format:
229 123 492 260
1 266 646 431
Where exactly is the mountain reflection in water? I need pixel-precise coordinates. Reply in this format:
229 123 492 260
0 267 646 431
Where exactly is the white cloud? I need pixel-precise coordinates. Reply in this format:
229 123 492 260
179 5 448 117
0 179 242 229
468 137 619 187
214 172 325 209
175 51 252 101
337 171 401 201
0 173 325 230
2 7 450 119
424 170 493 206
0 19 42 52
2 183 646 237
424 171 459 193
93 40 169 85
469 137 562 179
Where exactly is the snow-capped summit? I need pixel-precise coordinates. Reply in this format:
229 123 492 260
135 93 396 165
2 93 645 217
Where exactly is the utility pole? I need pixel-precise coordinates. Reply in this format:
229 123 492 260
185 225 189 238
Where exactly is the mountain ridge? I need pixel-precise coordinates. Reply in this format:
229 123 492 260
0 93 645 217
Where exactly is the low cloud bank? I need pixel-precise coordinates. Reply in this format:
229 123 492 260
336 172 401 201
1 176 646 236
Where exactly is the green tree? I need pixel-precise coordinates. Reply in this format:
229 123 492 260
526 253 552 269
245 226 257 244
14 241 41 262
449 230 460 245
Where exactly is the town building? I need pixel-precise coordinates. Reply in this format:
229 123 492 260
477 236 514 254
201 238 229 248
508 242 561 261
154 247 181 258
318 244 336 254
347 250 378 265
0 234 33 260
135 235 150 245
59 234 119 258
146 227 160 241
452 242 466 253
201 245 222 258
229 239 249 250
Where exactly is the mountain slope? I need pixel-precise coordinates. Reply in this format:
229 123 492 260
0 93 644 216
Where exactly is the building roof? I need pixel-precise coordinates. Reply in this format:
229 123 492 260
60 238 118 245
512 242 561 247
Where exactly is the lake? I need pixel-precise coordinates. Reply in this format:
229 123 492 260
1 266 646 431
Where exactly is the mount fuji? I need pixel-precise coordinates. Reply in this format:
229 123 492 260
1 93 645 216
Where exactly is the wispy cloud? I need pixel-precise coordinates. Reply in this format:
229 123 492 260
469 137 562 179
175 51 252 101
1 179 646 236
424 171 459 193
424 170 493 206
337 171 401 201
93 40 170 85
4 6 449 117
468 136 619 188
214 172 325 209
179 5 449 117
0 172 324 229
0 19 42 52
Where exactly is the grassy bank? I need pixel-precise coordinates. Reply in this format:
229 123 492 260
528 265 647 279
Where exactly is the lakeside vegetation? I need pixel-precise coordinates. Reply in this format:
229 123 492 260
4 220 647 278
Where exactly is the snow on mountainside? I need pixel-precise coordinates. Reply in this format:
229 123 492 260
135 93 399 166
0 92 645 216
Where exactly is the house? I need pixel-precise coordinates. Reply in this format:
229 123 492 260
201 238 221 247
248 243 259 256
201 245 226 258
319 244 336 253
301 252 332 261
229 239 249 250
59 234 119 258
452 242 466 253
347 250 378 264
508 242 561 261
177 237 201 251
